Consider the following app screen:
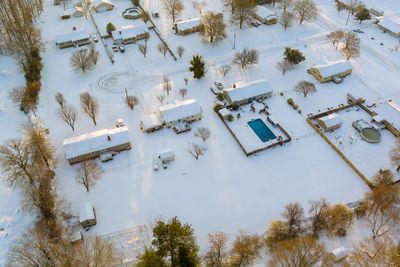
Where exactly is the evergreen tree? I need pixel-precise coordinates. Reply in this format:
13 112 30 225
189 55 205 79
137 247 167 267
283 47 305 65
106 23 116 35
355 7 371 23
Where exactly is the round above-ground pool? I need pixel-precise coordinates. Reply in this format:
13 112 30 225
360 127 381 143
122 8 142 19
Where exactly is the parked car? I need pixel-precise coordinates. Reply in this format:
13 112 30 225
119 45 125 53
116 118 125 128
214 81 224 90
92 35 99 42
112 45 118 52
353 29 364 33
162 161 168 169
251 21 261 27
152 158 159 171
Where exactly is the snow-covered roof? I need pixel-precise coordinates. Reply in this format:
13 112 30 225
74 6 84 12
141 114 162 130
159 149 175 160
92 0 112 7
175 18 202 31
374 100 400 129
56 29 90 44
219 108 230 117
372 114 384 123
378 18 400 34
63 127 130 159
331 247 349 259
313 61 353 78
255 6 277 19
79 201 95 223
319 113 342 128
224 80 273 103
112 25 148 40
159 99 202 123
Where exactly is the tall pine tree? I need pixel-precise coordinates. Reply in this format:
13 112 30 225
189 55 205 79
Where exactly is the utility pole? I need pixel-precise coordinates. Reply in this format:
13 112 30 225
233 31 236 49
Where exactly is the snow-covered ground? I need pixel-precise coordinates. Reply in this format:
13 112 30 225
1 0 400 264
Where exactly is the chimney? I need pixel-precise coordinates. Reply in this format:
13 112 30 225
107 135 111 141
233 84 236 88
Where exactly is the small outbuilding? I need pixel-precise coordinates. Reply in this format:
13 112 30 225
91 0 114 12
112 25 150 45
158 149 175 163
309 61 353 83
369 8 384 17
318 113 342 132
79 201 97 228
56 29 91 49
174 18 202 35
223 80 273 106
159 99 202 128
253 6 277 25
219 108 231 120
141 113 163 133
377 18 400 37
73 6 84 18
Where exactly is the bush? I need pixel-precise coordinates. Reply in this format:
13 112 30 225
226 114 234 122
216 92 224 101
213 103 223 112
280 92 284 96
298 109 302 114
354 201 367 219
231 103 240 111
293 104 298 110
287 98 294 105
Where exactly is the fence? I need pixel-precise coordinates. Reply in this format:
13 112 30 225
88 10 114 64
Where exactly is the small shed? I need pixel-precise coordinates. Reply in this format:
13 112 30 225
253 6 277 25
318 113 342 132
369 8 384 17
309 61 353 83
219 108 231 120
174 18 202 35
377 18 400 37
92 0 114 12
79 201 97 228
73 6 84 17
141 114 163 133
158 149 175 163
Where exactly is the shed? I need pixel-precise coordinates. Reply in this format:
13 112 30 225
92 0 114 12
73 6 84 17
253 6 277 25
112 25 150 45
219 108 231 119
223 80 273 106
158 149 175 163
377 18 400 37
141 113 163 133
318 113 342 132
79 201 96 228
55 29 91 48
159 99 202 128
309 61 353 83
174 18 202 35
369 8 384 17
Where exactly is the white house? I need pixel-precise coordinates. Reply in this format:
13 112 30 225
55 29 91 48
79 201 96 228
377 18 400 37
174 18 202 35
253 6 277 25
111 25 150 44
223 80 273 105
140 113 163 133
63 127 131 164
318 113 342 132
159 99 202 127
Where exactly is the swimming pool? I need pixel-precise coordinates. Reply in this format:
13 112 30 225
247 119 277 142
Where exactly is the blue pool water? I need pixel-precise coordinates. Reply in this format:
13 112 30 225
247 119 277 142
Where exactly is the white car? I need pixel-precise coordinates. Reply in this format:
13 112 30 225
116 118 125 127
152 159 159 171
214 81 224 90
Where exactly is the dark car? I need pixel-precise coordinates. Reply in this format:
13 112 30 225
353 29 364 33
119 45 125 53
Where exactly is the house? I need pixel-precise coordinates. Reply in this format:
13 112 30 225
158 149 175 163
318 113 342 132
91 0 114 12
373 100 400 130
79 201 96 228
309 61 353 83
55 29 91 48
377 18 400 37
223 80 273 106
159 99 202 128
73 6 84 17
111 25 150 45
141 113 163 133
174 18 202 35
253 6 277 25
63 127 131 165
369 8 384 17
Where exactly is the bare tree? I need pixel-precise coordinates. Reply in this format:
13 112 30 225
231 0 257 29
158 43 168 57
177 46 185 58
75 235 122 265
188 143 206 160
9 86 26 110
222 0 236 13
327 30 344 49
390 138 400 172
162 0 184 23
233 48 259 69
230 230 263 266
75 160 103 192
88 43 100 65
80 92 99 126
184 77 189 86
309 199 329 237
279 11 295 30
345 0 363 25
199 12 227 43
278 0 293 13
163 75 172 95
54 92 66 108
265 220 290 250
57 104 77 131
125 95 139 110
157 94 166 104
204 231 230 267
326 203 354 237
194 127 211 142
138 40 148 57
269 236 333 267
293 0 317 24
342 31 360 60
277 60 294 75
218 64 231 77
179 88 187 98
294 80 316 97
70 49 94 72
282 202 305 238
